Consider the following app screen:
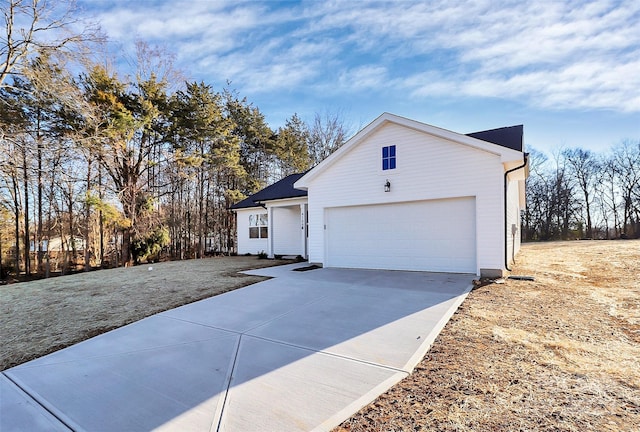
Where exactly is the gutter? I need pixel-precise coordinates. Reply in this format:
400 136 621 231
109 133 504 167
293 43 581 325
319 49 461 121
504 152 529 272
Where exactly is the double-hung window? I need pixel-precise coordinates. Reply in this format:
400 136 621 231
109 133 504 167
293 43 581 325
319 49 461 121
249 213 268 238
382 145 396 170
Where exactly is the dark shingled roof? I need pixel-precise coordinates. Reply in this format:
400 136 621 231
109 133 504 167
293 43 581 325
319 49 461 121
466 125 523 152
230 172 307 210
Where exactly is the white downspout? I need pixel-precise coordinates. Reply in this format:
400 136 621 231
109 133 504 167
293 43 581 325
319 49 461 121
300 203 308 259
267 206 274 258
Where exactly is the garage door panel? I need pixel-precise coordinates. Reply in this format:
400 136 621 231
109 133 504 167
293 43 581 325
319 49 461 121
326 198 476 273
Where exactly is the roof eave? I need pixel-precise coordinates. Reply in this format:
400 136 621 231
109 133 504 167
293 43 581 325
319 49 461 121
230 204 263 212
258 196 308 207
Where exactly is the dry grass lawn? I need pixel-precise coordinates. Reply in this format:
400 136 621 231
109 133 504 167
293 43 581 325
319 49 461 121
1 256 290 371
336 240 640 432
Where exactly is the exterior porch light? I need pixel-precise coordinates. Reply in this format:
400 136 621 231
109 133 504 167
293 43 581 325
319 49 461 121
384 179 391 192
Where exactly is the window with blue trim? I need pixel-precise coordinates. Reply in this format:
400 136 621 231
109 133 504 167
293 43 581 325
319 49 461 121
382 145 396 170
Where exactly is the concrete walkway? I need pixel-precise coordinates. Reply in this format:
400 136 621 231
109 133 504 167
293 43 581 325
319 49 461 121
1 264 473 431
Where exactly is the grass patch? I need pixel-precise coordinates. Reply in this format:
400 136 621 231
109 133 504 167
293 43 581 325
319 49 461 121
0 256 291 371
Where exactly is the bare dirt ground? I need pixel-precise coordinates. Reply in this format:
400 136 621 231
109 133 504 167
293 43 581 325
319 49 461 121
0 256 290 371
335 240 640 432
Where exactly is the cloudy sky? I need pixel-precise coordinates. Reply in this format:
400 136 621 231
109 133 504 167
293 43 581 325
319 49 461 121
77 0 639 154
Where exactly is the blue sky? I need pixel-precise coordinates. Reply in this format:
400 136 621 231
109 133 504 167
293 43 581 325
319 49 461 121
77 0 639 154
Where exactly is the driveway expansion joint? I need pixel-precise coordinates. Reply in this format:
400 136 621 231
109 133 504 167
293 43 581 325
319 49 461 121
215 334 243 432
241 333 410 375
2 371 75 431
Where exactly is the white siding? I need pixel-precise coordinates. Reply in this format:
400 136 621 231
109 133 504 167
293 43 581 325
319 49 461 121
235 208 268 255
306 122 506 275
272 206 303 256
506 175 523 264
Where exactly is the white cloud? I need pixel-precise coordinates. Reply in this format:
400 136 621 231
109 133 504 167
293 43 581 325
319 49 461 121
321 0 640 111
338 65 388 90
83 1 268 55
81 0 640 113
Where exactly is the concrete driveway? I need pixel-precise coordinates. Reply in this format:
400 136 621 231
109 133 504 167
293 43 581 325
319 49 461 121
1 263 473 431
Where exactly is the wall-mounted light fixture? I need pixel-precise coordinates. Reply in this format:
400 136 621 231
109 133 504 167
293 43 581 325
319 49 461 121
384 179 391 192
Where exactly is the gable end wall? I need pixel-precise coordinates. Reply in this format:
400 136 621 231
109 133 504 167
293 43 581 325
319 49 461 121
306 123 507 274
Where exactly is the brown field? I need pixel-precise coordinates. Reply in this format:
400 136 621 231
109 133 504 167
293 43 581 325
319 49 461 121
336 240 640 432
0 256 290 371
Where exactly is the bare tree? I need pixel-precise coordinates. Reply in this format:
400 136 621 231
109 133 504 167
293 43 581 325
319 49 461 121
1 0 100 89
611 139 640 238
563 148 600 238
307 110 351 166
525 148 582 240
594 157 614 238
524 149 554 240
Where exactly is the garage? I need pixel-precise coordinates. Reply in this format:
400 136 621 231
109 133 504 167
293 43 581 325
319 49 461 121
325 197 476 273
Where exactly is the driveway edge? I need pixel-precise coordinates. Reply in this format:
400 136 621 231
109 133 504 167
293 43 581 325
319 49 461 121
403 283 474 372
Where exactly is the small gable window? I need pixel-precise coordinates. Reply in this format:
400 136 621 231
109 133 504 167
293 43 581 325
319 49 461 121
382 145 396 170
249 213 268 238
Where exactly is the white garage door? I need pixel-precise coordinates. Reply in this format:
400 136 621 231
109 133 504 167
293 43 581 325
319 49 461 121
325 197 476 273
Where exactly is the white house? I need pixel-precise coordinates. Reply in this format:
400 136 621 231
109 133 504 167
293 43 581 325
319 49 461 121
30 236 85 253
231 173 308 258
233 113 528 277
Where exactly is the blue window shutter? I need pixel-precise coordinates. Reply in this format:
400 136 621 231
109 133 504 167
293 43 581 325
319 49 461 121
383 159 389 170
390 158 396 169
390 145 396 157
382 146 389 158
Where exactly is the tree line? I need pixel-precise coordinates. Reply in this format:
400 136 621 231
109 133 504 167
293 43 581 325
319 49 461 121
524 142 640 241
1 0 347 278
1 1 638 280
